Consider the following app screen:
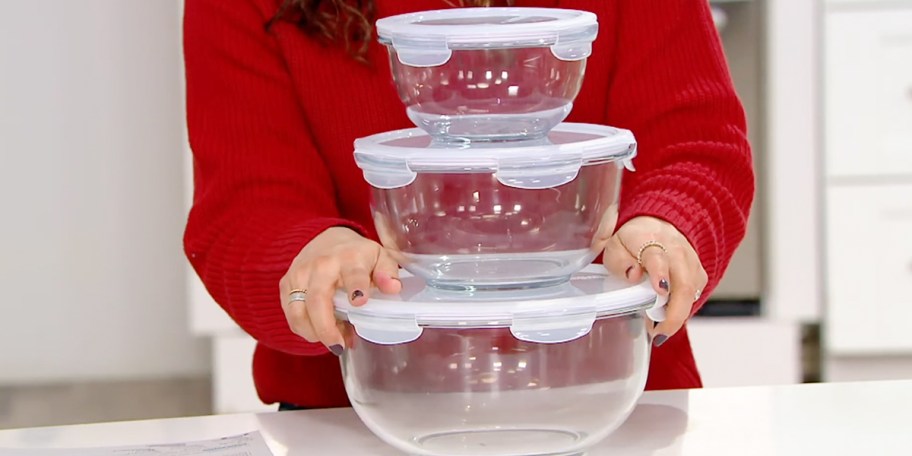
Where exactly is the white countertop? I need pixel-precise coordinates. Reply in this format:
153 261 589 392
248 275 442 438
1 380 910 455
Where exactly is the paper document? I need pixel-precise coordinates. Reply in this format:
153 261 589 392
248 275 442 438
0 431 274 456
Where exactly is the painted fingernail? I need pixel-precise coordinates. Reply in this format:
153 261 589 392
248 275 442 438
658 279 669 292
653 335 668 347
329 344 344 356
625 266 634 279
351 290 364 301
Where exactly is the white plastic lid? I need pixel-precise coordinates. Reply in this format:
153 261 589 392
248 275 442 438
354 123 637 190
334 265 667 346
376 7 599 67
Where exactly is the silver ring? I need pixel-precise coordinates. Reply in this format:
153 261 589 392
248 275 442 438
694 289 703 302
288 289 307 303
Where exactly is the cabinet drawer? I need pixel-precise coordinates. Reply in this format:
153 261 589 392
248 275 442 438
825 184 912 353
825 8 912 178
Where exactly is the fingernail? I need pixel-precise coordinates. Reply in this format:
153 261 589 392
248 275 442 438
625 266 634 279
658 279 669 292
351 290 364 301
329 344 344 356
653 335 668 347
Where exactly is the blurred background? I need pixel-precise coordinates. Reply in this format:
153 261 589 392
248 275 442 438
1 0 910 429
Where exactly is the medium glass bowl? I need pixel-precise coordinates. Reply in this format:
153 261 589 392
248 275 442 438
355 123 636 291
371 162 623 291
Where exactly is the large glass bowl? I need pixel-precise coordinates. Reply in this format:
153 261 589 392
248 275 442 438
334 267 657 456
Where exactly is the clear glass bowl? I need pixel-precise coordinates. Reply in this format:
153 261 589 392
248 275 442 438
376 7 598 143
339 312 650 456
355 123 636 291
387 46 585 143
372 162 622 291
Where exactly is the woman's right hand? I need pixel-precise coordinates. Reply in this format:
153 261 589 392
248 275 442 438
279 227 402 355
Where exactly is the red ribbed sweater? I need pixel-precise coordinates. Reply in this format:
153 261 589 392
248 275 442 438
183 0 754 408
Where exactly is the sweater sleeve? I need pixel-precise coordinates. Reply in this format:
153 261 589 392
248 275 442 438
606 0 755 314
182 0 367 356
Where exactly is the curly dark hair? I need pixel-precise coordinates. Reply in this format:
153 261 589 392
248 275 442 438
266 0 514 61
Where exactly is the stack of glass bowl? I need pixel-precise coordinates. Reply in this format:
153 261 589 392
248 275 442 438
334 8 667 456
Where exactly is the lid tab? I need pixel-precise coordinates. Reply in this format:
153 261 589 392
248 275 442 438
387 39 452 68
361 169 417 189
510 309 597 344
550 41 593 61
347 313 423 345
495 156 582 189
646 293 669 322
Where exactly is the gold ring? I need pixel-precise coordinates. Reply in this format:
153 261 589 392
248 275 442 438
636 240 667 266
288 289 308 303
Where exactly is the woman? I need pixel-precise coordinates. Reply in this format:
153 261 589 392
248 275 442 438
183 0 754 409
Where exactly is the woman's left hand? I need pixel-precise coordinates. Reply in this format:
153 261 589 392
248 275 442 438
601 216 709 346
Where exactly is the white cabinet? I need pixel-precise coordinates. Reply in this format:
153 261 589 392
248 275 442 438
825 7 912 178
822 1 912 374
688 318 802 387
825 185 912 353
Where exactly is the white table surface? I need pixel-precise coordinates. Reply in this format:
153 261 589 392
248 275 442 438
1 380 910 455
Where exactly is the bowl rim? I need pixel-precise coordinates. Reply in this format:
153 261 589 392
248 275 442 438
332 265 662 345
353 123 637 170
376 7 598 49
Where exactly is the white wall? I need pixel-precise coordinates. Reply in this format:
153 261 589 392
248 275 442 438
0 0 208 383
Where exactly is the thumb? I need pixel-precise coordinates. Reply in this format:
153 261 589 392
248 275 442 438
373 248 402 295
